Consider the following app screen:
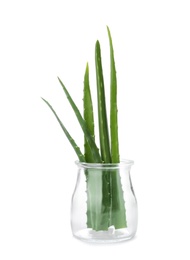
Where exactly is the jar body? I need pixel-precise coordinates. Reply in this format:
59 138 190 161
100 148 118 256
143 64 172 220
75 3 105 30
71 160 137 243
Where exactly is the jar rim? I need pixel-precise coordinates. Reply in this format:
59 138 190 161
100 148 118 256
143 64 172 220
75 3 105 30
75 159 134 169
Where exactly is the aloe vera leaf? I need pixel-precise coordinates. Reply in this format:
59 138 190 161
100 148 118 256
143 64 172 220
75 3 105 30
86 169 112 231
86 169 112 230
83 63 95 163
109 169 127 228
83 63 94 228
83 63 104 229
95 40 111 163
58 77 102 163
107 27 127 228
41 98 85 162
93 40 112 231
107 26 120 163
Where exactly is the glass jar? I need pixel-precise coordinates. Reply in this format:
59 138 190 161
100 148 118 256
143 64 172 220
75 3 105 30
71 159 137 243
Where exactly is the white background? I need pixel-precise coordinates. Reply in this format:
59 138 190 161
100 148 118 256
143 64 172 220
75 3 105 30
0 0 190 259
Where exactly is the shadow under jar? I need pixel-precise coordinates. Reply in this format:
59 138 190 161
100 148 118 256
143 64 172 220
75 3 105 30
71 159 137 243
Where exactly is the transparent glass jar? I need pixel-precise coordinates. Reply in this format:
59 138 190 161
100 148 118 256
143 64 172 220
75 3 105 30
71 160 137 243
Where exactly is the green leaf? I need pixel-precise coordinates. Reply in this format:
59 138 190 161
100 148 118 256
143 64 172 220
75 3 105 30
58 77 102 163
83 63 95 163
41 98 85 162
107 26 120 163
95 40 111 163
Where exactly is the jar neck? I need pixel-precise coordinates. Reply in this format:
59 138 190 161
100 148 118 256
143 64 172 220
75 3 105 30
75 159 134 170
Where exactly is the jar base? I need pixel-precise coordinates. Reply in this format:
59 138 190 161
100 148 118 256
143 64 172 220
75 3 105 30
73 226 136 244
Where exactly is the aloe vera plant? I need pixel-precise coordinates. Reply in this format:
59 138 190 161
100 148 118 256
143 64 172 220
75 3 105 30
42 27 127 231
